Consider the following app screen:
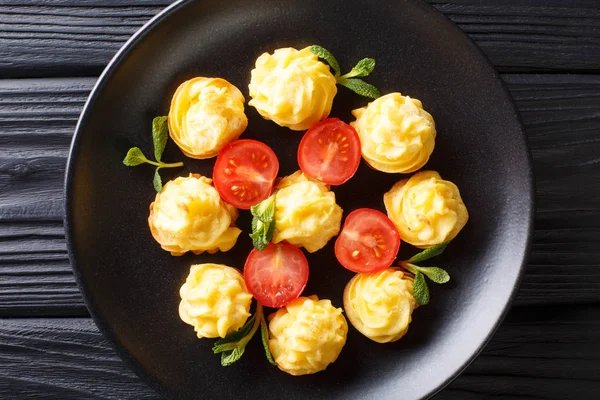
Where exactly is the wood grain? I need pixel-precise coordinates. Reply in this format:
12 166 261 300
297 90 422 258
2 75 599 315
0 1 599 77
1 305 598 399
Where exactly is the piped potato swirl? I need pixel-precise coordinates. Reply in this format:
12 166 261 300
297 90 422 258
384 170 469 248
168 77 247 159
268 295 347 375
351 92 436 173
148 174 241 255
344 268 417 343
248 47 337 131
179 263 252 339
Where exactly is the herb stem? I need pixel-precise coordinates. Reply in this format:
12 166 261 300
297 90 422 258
145 160 184 168
336 72 358 82
398 261 418 275
239 303 263 348
160 161 184 168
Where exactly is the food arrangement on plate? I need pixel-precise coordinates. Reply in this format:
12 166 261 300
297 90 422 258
123 45 469 376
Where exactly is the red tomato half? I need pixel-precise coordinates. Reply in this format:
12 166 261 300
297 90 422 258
334 208 401 273
244 242 309 308
297 118 361 185
213 139 279 209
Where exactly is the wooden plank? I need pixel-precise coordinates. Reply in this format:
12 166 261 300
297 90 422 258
505 74 600 305
0 1 600 77
0 305 598 399
1 74 599 315
0 317 159 399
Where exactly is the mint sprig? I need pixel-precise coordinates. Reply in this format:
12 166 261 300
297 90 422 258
310 45 340 77
212 303 275 367
249 195 276 251
122 116 183 193
310 45 380 99
408 242 450 264
399 242 451 306
338 79 380 99
261 316 276 366
152 116 169 162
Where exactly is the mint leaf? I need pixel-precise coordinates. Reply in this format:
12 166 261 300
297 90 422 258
213 315 256 353
408 242 450 264
338 78 380 99
250 226 269 251
220 346 245 367
251 195 275 223
123 147 148 166
153 168 162 193
310 45 341 77
261 317 276 366
213 315 255 366
152 116 169 162
414 266 450 284
212 305 263 367
413 271 429 306
348 58 376 78
249 195 276 251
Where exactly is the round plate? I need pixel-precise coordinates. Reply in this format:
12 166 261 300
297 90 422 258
64 0 533 399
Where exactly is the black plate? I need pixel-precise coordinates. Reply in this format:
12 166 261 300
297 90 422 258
64 0 533 399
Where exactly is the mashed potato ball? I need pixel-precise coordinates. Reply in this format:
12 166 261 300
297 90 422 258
148 174 241 255
383 170 469 248
179 263 253 339
344 268 417 343
351 92 436 173
272 171 342 252
169 77 247 159
248 47 337 131
268 295 347 375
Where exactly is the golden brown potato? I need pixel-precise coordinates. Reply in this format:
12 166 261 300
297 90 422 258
344 268 417 343
168 77 247 159
248 47 337 130
384 171 469 248
268 295 347 375
179 263 252 339
148 174 241 255
272 171 342 253
351 92 436 173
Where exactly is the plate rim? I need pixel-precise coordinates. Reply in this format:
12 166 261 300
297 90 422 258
63 0 535 398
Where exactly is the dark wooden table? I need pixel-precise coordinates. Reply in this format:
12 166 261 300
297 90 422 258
1 1 599 399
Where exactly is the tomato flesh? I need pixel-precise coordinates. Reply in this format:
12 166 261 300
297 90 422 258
244 242 309 308
298 118 361 185
213 139 279 209
334 208 401 273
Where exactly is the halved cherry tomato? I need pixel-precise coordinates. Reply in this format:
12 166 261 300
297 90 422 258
334 208 401 273
213 139 279 209
244 242 309 308
297 118 361 185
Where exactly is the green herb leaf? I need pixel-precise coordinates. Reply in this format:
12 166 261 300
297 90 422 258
153 168 163 193
413 271 430 306
213 315 256 353
407 242 450 264
123 147 149 166
212 316 255 366
220 346 245 366
338 78 381 99
310 45 341 77
152 116 169 162
212 305 263 367
249 195 276 251
251 195 275 223
348 58 376 78
249 228 268 251
261 317 276 366
414 266 450 284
